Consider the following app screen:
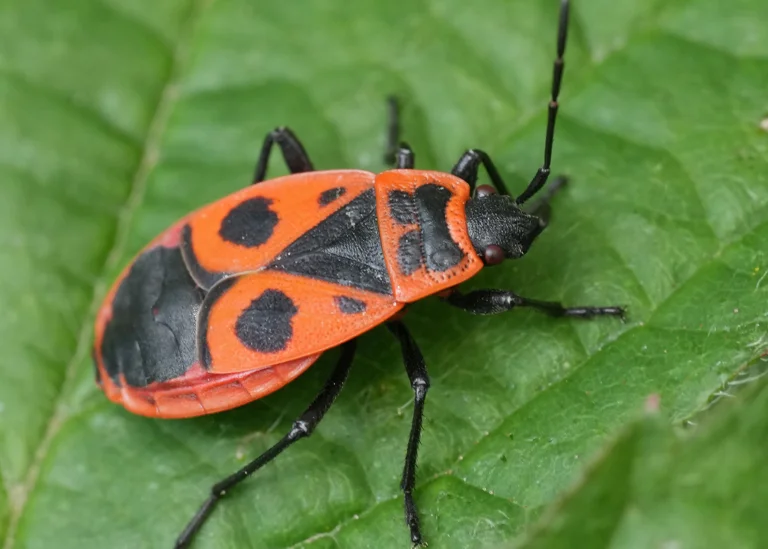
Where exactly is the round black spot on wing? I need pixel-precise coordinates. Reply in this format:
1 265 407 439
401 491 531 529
100 246 205 387
219 197 279 248
319 187 346 206
397 229 423 275
235 289 298 353
334 296 367 314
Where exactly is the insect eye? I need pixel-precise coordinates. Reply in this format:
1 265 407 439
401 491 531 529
474 185 497 198
483 244 505 265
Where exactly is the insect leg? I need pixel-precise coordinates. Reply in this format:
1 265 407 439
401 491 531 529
387 320 430 546
515 0 570 205
384 96 416 169
175 340 357 549
395 143 415 169
384 96 401 165
252 126 314 184
453 0 570 202
443 289 625 320
451 149 511 196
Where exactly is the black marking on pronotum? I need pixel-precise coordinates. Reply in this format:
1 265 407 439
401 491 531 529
415 184 464 272
334 296 367 314
318 187 347 206
236 289 298 353
197 276 237 369
219 197 279 248
391 184 464 277
269 189 393 295
397 230 423 276
180 224 227 290
388 190 416 225
100 245 205 387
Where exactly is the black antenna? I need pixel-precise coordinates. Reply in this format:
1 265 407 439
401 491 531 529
515 0 569 205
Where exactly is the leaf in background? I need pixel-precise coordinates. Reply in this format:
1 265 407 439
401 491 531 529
513 376 768 549
0 0 766 548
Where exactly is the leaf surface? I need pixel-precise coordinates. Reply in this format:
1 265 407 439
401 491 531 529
0 0 766 547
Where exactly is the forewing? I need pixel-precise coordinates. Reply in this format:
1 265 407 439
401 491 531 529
199 271 403 373
181 169 375 289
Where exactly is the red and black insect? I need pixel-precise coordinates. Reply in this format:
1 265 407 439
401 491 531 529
92 1 624 546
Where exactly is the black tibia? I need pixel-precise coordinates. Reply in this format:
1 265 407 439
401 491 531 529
444 288 625 319
384 96 415 169
452 0 571 204
174 340 357 549
395 142 415 169
384 96 400 165
450 149 511 196
387 321 430 546
515 0 570 205
253 127 314 184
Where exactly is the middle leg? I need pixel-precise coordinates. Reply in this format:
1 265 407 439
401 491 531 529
384 96 415 169
387 320 430 546
175 340 357 549
451 148 511 196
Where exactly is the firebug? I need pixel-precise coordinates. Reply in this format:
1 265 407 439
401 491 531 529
92 1 624 546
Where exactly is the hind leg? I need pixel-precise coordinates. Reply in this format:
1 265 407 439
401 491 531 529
252 127 314 184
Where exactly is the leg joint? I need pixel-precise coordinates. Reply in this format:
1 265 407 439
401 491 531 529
211 482 228 499
289 419 312 440
268 126 295 143
412 377 430 399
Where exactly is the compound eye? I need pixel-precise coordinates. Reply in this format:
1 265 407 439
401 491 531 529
474 185 497 198
483 244 504 265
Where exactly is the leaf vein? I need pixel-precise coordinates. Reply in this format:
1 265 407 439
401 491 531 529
0 1 214 547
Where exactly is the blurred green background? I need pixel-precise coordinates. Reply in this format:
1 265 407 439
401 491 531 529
1 0 767 548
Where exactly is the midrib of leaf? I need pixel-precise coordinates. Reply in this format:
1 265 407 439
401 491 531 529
0 1 213 547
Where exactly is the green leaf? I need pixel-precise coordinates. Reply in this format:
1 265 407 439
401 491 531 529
513 375 768 549
1 0 766 548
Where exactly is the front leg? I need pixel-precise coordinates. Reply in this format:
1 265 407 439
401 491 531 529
444 289 625 319
451 149 511 196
